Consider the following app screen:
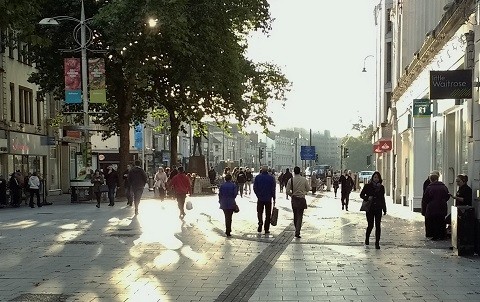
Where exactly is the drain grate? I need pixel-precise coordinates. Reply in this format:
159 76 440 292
10 293 71 302
110 233 137 237
64 240 98 245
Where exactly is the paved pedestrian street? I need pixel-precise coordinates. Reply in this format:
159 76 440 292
1 189 480 302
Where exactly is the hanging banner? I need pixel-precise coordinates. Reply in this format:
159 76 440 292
134 124 143 150
88 58 107 103
64 58 82 104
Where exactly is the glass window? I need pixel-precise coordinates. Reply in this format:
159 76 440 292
461 110 468 175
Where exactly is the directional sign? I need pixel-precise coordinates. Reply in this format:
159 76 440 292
300 146 316 160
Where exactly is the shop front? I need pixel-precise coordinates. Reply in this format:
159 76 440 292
8 131 49 184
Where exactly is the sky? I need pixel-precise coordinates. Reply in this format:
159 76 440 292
247 0 378 138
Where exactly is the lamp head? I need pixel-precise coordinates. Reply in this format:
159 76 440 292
39 18 59 25
362 67 367 72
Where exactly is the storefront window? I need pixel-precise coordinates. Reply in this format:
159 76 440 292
433 120 443 175
461 112 468 175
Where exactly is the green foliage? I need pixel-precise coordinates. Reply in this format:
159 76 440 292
342 124 375 172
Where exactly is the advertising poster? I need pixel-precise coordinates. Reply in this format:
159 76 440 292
64 58 82 104
88 58 107 103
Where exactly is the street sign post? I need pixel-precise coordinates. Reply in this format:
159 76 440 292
300 146 316 160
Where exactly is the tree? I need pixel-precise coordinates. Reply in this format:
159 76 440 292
342 124 374 172
107 0 291 163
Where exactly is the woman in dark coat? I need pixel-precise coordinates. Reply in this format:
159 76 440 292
8 172 22 207
423 173 450 240
360 171 387 249
218 174 238 237
445 174 472 227
91 170 105 208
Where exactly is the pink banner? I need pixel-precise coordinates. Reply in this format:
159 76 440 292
64 58 82 104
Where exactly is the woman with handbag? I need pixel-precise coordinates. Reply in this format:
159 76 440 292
91 170 105 208
360 171 387 249
218 174 238 237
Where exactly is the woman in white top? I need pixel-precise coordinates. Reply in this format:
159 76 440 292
154 167 168 201
28 172 42 208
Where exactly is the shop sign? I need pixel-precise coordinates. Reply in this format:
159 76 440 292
430 70 472 99
373 139 392 153
9 132 48 155
413 99 431 117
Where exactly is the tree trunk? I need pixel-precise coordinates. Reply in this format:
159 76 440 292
115 70 133 197
169 111 180 167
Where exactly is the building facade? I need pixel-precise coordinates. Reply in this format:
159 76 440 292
376 0 478 213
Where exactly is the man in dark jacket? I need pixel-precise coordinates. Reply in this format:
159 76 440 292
127 160 148 215
105 165 119 206
236 167 247 197
253 165 276 234
282 168 293 200
338 169 355 211
423 172 449 240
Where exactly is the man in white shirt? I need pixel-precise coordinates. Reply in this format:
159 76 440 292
286 166 311 238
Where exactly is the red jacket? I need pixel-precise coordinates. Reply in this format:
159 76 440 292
170 173 192 195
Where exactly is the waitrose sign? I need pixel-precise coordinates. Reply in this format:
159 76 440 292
430 70 472 99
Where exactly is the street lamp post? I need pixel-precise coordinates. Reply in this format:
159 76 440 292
362 55 374 72
39 0 93 164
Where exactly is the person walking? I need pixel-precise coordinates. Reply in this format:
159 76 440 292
286 166 310 238
338 169 354 211
154 167 168 201
28 172 42 208
218 174 238 237
421 170 440 238
253 165 276 234
91 170 105 208
236 167 247 197
127 160 148 215
245 168 253 195
169 166 192 219
105 165 119 206
8 172 22 207
310 172 317 195
360 171 387 249
208 166 217 186
332 173 340 198
282 168 293 200
278 171 284 193
122 164 133 206
422 172 450 240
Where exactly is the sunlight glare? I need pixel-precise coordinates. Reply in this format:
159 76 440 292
153 250 180 268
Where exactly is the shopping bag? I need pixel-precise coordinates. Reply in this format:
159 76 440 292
99 184 109 193
186 200 193 210
271 207 279 226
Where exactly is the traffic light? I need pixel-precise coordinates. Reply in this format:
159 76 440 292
344 147 349 158
259 147 264 159
315 153 318 163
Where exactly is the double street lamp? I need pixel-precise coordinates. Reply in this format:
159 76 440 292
39 0 94 166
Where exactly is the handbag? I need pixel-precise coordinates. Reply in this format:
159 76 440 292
99 184 109 193
234 203 240 213
186 200 193 210
360 198 372 211
271 206 279 226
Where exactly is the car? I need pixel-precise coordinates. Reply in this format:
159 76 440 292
358 171 375 183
